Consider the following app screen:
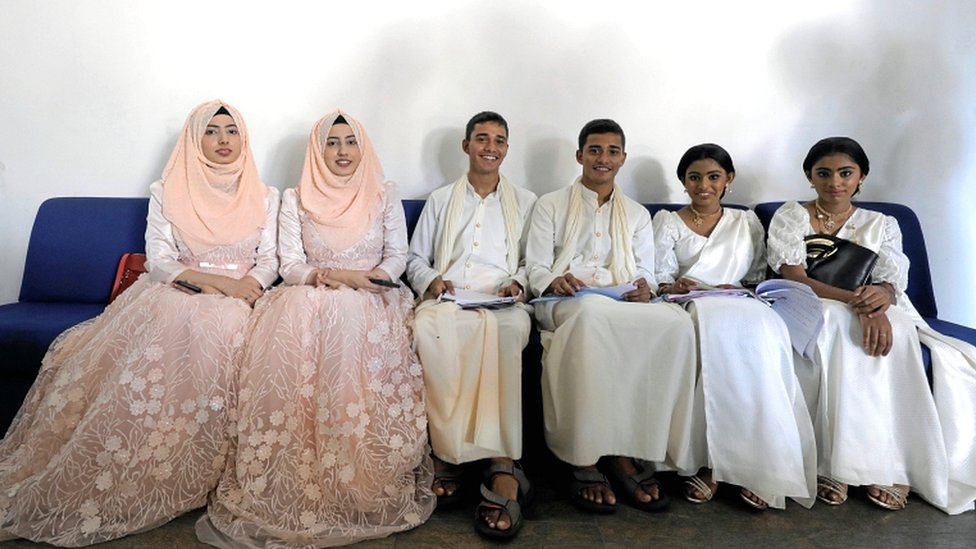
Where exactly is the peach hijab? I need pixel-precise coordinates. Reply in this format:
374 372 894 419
297 110 384 251
161 100 267 255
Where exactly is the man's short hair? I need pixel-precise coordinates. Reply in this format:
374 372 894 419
465 111 509 141
578 119 625 150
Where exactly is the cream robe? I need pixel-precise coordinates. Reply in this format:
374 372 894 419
407 180 537 463
654 208 816 509
768 201 976 514
525 185 698 468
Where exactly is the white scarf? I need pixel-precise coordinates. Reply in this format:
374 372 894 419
434 174 520 275
551 177 635 284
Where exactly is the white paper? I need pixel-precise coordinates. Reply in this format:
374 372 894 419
440 289 519 309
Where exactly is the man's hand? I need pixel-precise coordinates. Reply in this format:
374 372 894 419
545 273 586 296
497 282 525 302
623 277 652 303
425 276 456 300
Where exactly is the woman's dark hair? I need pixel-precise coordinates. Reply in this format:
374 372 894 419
578 119 625 150
676 143 735 181
802 137 870 177
214 106 231 117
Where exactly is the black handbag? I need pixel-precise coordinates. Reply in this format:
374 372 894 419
804 234 878 291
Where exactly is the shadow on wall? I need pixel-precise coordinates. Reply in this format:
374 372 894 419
627 156 670 203
766 1 976 324
267 132 309 190
766 4 970 204
420 127 467 193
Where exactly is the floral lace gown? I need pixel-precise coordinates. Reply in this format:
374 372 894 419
198 189 435 548
0 235 264 546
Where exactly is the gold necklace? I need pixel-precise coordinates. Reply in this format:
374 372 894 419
814 199 853 232
689 204 722 227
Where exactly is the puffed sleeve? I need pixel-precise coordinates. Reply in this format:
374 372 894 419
278 188 316 286
630 205 657 286
525 195 559 296
245 187 280 289
870 214 910 292
405 189 443 297
742 210 768 285
766 201 809 273
374 181 408 280
145 180 189 284
652 210 680 285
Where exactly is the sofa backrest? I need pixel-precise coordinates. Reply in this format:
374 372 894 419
753 201 938 318
20 197 149 304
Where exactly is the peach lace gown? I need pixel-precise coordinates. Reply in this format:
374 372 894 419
0 185 278 546
197 187 434 548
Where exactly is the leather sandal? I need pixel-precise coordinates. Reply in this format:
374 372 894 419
474 461 534 540
570 468 617 514
740 488 768 511
684 474 717 504
816 476 848 506
610 466 670 512
433 467 463 508
867 484 909 511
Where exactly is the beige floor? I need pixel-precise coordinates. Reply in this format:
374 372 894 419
2 471 974 549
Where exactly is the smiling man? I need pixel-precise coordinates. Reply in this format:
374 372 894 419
525 119 698 515
406 111 537 540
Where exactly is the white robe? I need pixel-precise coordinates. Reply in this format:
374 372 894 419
526 185 698 468
407 180 536 463
654 208 816 509
768 201 976 514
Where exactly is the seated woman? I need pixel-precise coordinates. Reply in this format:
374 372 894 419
653 143 816 510
0 100 279 545
197 111 435 548
767 136 976 514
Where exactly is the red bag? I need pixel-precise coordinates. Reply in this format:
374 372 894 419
110 253 147 302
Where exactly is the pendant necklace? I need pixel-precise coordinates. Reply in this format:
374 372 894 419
689 204 722 227
814 199 853 232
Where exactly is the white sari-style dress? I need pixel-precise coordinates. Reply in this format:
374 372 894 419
768 201 976 514
653 209 815 509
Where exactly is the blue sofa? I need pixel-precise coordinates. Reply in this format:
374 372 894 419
1 197 974 436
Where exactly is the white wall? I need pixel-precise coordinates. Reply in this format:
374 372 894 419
1 0 974 326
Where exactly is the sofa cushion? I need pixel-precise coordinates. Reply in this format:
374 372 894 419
19 197 148 304
0 301 106 378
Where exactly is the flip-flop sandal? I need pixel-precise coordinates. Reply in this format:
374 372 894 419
683 474 717 504
474 461 534 540
433 468 464 508
816 476 848 506
611 467 670 512
867 484 909 511
570 468 617 514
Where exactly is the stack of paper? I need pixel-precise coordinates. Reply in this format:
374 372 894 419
440 289 520 309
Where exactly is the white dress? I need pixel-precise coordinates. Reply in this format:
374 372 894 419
767 201 976 514
653 208 816 509
525 185 698 469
